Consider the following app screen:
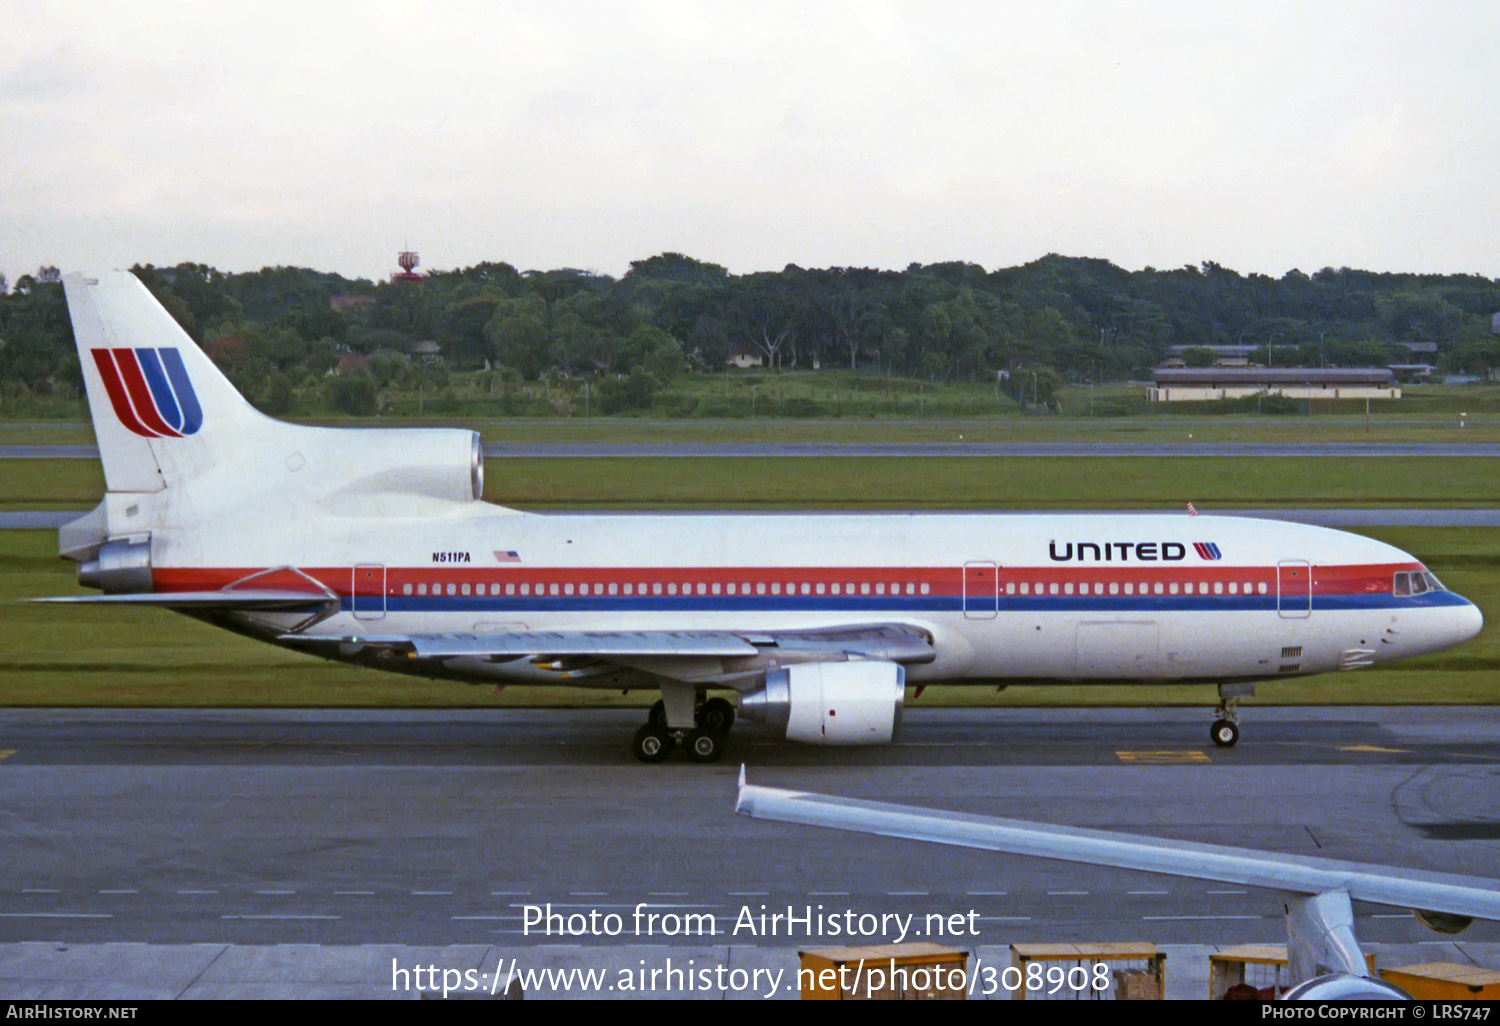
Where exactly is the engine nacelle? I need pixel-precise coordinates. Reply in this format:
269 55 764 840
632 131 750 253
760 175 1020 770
739 662 906 745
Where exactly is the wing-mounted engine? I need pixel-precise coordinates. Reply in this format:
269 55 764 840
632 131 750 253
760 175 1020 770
739 661 906 744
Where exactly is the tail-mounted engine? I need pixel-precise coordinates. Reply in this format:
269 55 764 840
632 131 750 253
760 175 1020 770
78 536 152 594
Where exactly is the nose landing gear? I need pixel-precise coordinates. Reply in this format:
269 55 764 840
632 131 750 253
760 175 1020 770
1211 682 1254 748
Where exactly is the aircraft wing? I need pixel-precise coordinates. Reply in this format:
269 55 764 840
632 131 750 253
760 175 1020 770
33 590 337 611
283 622 935 684
734 771 1500 922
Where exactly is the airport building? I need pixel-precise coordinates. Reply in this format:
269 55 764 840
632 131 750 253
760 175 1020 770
1148 366 1401 402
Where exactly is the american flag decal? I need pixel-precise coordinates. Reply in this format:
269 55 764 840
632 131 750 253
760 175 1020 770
1193 542 1223 560
494 550 522 563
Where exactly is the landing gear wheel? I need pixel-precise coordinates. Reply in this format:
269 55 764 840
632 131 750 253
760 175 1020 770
647 700 666 727
696 697 736 734
683 728 723 764
632 724 674 763
1211 718 1240 748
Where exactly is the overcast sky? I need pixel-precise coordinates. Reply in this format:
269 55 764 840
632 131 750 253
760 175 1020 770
3 1 1497 284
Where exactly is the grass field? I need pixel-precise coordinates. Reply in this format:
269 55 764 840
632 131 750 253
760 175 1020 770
4 453 1499 512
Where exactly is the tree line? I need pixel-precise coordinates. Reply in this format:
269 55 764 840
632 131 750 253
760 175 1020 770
2 254 1497 415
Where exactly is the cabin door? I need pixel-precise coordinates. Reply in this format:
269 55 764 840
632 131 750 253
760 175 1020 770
1277 561 1312 619
353 564 387 620
963 561 998 619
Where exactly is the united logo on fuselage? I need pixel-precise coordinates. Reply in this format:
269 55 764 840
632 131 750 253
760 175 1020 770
1193 542 1223 560
92 347 203 439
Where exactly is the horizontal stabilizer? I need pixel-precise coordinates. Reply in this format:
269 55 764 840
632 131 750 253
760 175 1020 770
734 775 1500 922
34 590 337 611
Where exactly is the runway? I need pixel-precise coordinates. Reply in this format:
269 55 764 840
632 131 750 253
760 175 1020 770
2 707 1496 952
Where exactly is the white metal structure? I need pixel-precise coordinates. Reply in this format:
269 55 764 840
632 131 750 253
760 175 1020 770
734 769 1500 999
44 271 1484 762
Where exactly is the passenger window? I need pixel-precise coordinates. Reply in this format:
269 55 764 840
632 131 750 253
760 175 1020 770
1153 582 1164 595
1109 582 1118 595
816 583 826 595
548 583 558 596
416 584 427 596
1257 582 1268 595
920 583 930 595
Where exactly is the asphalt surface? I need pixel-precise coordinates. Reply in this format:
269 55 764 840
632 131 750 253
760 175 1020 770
2 706 1496 951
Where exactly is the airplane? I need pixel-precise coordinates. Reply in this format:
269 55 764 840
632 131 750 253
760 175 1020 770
40 270 1484 763
734 768 1500 999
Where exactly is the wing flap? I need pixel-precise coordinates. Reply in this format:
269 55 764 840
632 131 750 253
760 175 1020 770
406 630 761 659
34 590 336 610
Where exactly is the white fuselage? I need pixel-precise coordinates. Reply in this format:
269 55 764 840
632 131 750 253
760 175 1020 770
155 507 1482 690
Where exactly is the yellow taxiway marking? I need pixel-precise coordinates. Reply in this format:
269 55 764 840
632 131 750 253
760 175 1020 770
0 751 14 761
1338 745 1413 755
1116 750 1211 764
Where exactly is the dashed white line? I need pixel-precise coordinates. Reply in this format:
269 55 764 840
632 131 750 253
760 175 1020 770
98 889 138 895
411 891 454 896
255 890 296 895
334 890 375 896
809 892 850 897
0 913 112 919
966 891 1008 896
1207 889 1248 895
1127 890 1169 896
221 914 340 921
491 891 533 896
1143 914 1264 921
728 892 769 897
20 889 59 894
888 891 930 896
1047 890 1088 896
176 890 219 895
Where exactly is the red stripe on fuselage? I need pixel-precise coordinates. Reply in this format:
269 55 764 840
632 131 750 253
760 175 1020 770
148 562 1424 599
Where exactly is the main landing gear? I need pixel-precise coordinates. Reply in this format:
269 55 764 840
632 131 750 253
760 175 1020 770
1211 682 1255 748
632 693 736 764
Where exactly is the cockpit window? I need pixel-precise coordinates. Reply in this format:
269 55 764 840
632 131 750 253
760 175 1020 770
1394 571 1445 596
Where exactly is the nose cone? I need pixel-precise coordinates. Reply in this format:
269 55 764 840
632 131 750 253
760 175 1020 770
1452 599 1484 646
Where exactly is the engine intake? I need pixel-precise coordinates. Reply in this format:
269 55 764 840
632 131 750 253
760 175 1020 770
739 661 906 744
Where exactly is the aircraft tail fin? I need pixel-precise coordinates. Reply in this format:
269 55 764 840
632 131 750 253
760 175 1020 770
63 271 268 494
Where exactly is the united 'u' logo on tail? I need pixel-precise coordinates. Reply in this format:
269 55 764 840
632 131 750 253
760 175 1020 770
92 347 203 438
